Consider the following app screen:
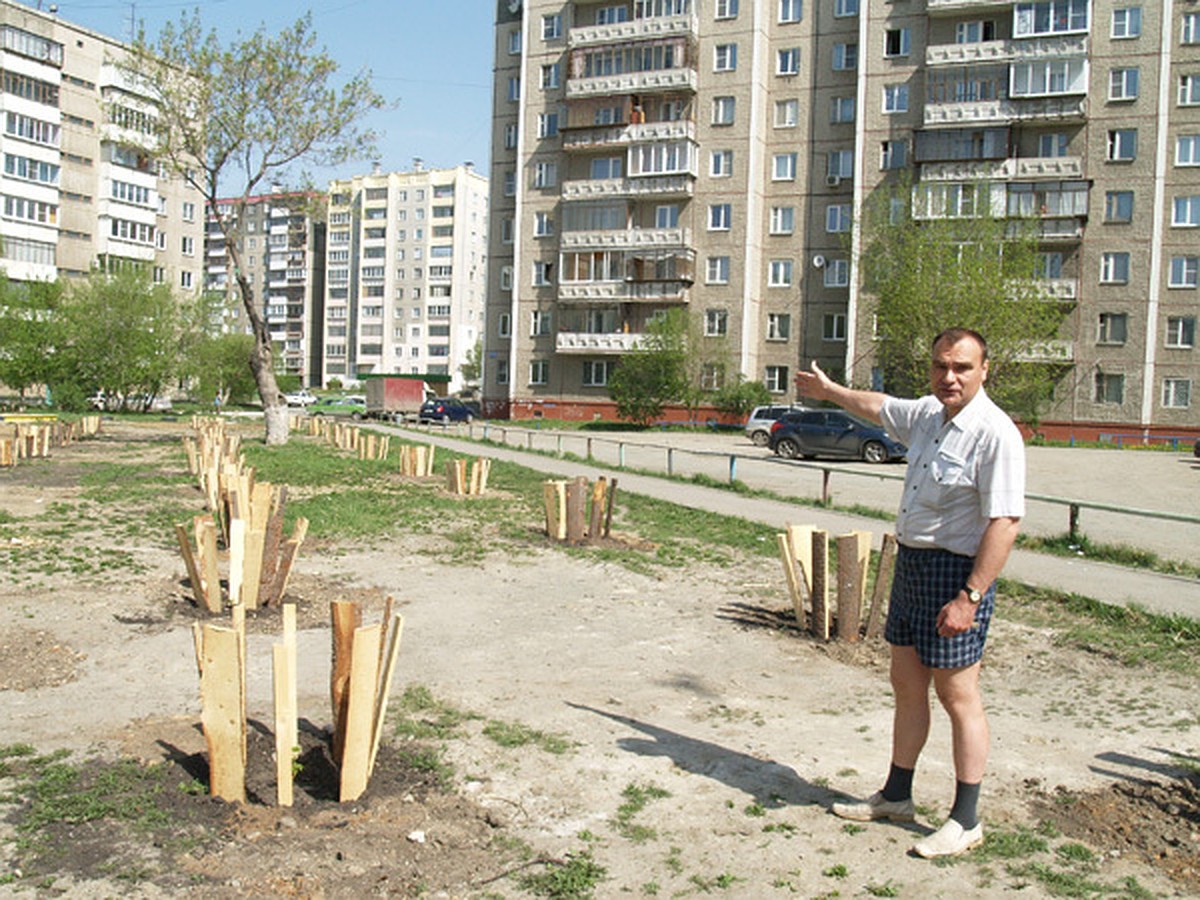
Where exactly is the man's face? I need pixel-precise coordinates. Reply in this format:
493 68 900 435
930 336 988 418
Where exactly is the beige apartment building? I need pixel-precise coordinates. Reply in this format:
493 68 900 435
324 163 489 392
484 0 1200 437
0 1 203 294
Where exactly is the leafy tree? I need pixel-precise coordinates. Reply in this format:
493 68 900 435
121 12 385 443
53 269 180 410
607 312 688 426
0 275 63 403
193 334 258 406
713 376 771 420
459 338 483 393
858 179 1069 422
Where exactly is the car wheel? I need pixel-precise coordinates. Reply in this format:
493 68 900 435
751 430 769 447
862 440 887 464
351 411 362 421
465 414 473 424
441 414 451 425
776 438 800 459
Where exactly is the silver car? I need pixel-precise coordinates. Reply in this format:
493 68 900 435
744 404 804 447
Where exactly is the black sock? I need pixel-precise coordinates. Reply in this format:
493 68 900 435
949 780 981 829
880 764 914 802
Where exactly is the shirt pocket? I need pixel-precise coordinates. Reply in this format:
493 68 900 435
930 450 971 487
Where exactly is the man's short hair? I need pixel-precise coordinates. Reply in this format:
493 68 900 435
932 327 988 363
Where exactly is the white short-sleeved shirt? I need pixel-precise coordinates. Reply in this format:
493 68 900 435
880 388 1025 557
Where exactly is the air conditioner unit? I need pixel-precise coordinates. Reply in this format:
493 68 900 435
826 175 842 187
812 254 826 269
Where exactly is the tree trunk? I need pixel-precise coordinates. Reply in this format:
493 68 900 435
234 260 289 445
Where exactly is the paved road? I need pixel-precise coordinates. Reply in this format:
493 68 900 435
388 421 1200 621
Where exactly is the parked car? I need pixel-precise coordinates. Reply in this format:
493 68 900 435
309 395 366 419
768 409 906 463
284 389 317 407
418 397 474 424
745 404 804 447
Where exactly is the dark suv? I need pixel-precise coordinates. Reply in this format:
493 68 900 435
768 410 906 463
418 398 474 424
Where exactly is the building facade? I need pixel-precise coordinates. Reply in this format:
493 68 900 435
484 0 1199 435
323 163 489 392
205 193 327 387
0 0 203 293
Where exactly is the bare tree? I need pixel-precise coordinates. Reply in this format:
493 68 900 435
120 12 385 443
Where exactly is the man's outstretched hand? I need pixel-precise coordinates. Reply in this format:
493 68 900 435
794 361 835 402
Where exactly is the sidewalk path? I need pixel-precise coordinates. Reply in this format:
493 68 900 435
386 423 1200 621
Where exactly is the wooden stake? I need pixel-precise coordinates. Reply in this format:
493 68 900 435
339 622 382 802
200 624 245 802
368 612 405 776
865 534 898 639
268 517 308 606
604 478 618 537
565 476 588 544
272 643 294 807
811 530 830 640
588 478 607 542
543 480 567 540
836 531 872 642
259 486 287 606
786 524 815 601
330 600 362 766
199 518 221 613
228 518 246 607
175 523 207 609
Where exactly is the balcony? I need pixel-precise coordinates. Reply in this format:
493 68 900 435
561 173 694 200
567 66 697 99
556 331 645 354
924 96 1087 128
558 279 690 304
568 12 698 49
559 226 691 250
563 119 694 150
921 156 1083 182
1038 278 1078 301
1016 340 1074 363
927 0 1015 12
926 35 1087 67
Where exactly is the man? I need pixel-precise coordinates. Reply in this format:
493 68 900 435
794 328 1024 858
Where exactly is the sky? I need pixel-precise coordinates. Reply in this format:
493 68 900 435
52 0 498 186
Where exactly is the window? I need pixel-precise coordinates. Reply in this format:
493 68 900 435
529 360 549 385
1178 135 1200 166
1037 252 1063 279
700 364 723 392
715 0 738 19
775 99 799 127
532 262 553 286
1098 312 1128 344
834 0 858 16
1104 191 1134 223
595 6 628 24
503 171 516 195
828 149 854 178
495 359 509 385
1015 0 1089 37
1111 7 1141 39
500 265 513 290
1011 59 1088 97
583 360 612 387
706 256 731 283
883 84 909 113
1174 195 1200 226
1167 316 1196 347
1169 257 1199 288
1185 14 1200 45
831 96 855 124
180 271 193 289
956 20 996 43
833 44 858 71
1107 129 1137 162
655 205 680 228
710 149 733 177
534 211 554 236
1039 133 1068 157
1181 75 1200 106
540 64 560 90
508 30 521 55
1100 252 1130 284
772 153 797 180
497 313 511 338
181 236 195 255
881 140 907 169
709 203 732 231
1094 372 1125 404
182 201 195 221
770 206 795 235
714 44 737 72
507 77 520 102
823 313 847 342
542 14 562 40
768 260 793 287
884 29 911 58
533 161 557 187
1163 379 1192 409
530 310 552 336
1109 68 1139 101
826 203 852 233
537 112 559 138
767 313 791 340
777 48 800 75
764 366 789 393
705 309 728 336
503 123 517 149
501 217 514 243
825 259 850 287
776 0 802 22
712 96 736 125
590 156 623 179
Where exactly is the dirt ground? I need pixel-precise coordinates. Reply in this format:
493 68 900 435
0 419 1197 898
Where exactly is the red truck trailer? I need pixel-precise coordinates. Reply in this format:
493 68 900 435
361 374 450 422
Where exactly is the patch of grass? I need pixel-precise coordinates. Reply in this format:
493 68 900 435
969 825 1049 862
763 821 798 836
1054 842 1096 864
392 684 478 740
516 849 606 899
482 719 575 755
687 872 742 892
743 802 766 817
822 863 849 878
865 880 900 897
841 822 866 836
394 746 455 791
614 782 670 842
1016 532 1200 580
1005 861 1112 897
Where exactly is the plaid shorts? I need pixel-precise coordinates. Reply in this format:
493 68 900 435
884 545 995 669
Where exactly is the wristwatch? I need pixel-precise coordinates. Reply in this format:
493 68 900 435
964 586 983 604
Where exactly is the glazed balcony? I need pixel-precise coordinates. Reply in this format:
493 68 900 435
561 174 694 200
559 226 691 251
1039 278 1078 301
555 331 645 354
924 96 1087 128
563 119 695 150
927 0 1014 12
921 156 1083 181
566 66 697 99
926 35 1087 67
568 12 698 49
557 279 690 304
1016 340 1074 363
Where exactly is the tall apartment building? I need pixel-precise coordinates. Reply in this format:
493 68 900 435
484 0 1200 435
323 163 489 392
205 193 326 387
0 1 203 293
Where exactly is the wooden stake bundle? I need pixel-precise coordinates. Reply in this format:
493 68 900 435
836 531 872 642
